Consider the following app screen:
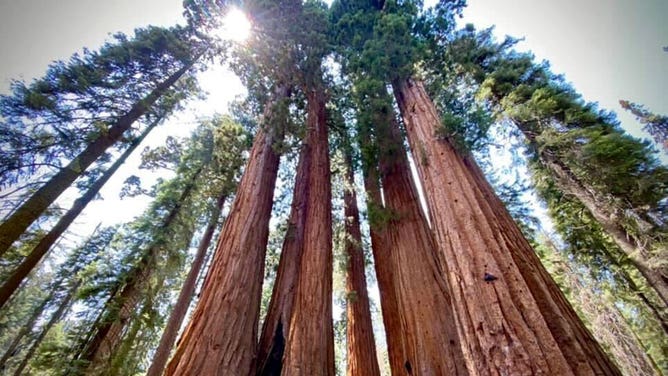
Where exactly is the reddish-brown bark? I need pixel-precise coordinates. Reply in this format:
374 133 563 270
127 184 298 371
377 119 467 375
147 192 227 376
342 153 381 376
393 77 621 375
164 88 286 375
256 139 311 376
281 88 335 375
361 165 406 375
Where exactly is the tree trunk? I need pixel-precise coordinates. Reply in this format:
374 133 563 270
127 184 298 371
0 281 61 369
256 140 311 375
393 77 621 375
541 237 661 376
282 88 335 376
0 118 160 310
342 152 380 376
80 165 203 373
12 285 77 375
376 118 466 375
359 134 406 375
147 191 227 376
529 139 668 306
164 86 287 376
0 59 195 257
12 278 81 376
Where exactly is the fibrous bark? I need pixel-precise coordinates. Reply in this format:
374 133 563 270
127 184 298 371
360 162 406 375
282 88 335 376
256 138 311 375
147 192 227 376
164 87 287 376
393 77 620 375
376 117 466 375
342 152 380 376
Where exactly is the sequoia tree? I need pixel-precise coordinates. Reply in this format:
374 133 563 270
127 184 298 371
436 27 668 306
341 147 380 376
329 0 622 373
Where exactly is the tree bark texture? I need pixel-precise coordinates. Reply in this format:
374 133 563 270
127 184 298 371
257 141 311 375
361 164 407 375
164 87 286 375
393 77 621 376
0 60 195 257
342 153 381 376
282 88 335 376
377 118 467 375
0 119 159 310
147 192 228 376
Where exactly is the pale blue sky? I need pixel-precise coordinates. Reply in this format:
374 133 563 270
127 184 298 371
460 0 668 143
0 0 665 230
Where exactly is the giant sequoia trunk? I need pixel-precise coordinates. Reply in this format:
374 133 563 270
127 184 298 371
164 87 287 375
80 165 202 373
281 88 335 375
376 118 466 375
256 140 311 375
527 136 668 306
360 162 406 375
393 77 621 375
0 59 195 257
342 153 380 376
0 119 159 309
147 192 227 376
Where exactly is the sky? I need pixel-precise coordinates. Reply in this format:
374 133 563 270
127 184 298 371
0 0 665 233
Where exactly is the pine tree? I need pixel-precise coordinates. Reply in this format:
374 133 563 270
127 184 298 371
620 100 668 153
0 114 163 309
0 26 203 257
437 27 668 306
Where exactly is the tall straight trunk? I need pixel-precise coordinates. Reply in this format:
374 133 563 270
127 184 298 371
528 138 668 306
0 223 102 369
147 191 227 376
164 86 287 376
11 279 81 376
0 59 196 257
282 88 334 375
342 152 380 376
542 237 661 376
393 77 621 375
377 118 466 375
0 119 159 309
256 141 311 375
359 138 406 375
81 165 203 373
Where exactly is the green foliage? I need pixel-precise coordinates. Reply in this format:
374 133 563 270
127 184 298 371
621 100 668 154
0 25 201 205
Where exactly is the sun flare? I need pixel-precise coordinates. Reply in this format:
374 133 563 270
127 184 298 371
216 8 251 42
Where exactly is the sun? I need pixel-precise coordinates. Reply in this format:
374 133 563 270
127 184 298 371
216 7 251 42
